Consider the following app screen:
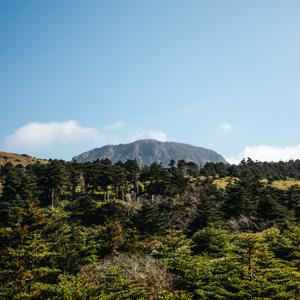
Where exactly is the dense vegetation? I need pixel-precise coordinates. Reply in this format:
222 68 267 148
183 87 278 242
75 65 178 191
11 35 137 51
0 158 299 299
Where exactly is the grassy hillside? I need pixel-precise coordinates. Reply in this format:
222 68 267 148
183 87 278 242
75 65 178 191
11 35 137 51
0 151 47 166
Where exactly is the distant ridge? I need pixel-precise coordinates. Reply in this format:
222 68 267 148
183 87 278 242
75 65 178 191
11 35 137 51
72 139 227 166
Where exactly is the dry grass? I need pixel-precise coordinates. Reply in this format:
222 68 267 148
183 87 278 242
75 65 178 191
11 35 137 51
213 177 238 189
0 151 47 166
271 179 300 190
213 177 300 190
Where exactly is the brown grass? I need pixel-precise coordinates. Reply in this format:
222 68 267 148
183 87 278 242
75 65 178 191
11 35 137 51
0 151 47 166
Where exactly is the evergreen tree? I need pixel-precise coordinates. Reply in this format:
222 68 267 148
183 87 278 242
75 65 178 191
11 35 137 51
0 231 59 299
0 163 25 225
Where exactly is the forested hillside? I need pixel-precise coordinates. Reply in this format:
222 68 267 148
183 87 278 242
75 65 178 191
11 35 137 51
0 158 299 299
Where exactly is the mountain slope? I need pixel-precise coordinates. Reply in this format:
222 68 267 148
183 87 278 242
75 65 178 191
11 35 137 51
72 139 227 166
0 151 47 166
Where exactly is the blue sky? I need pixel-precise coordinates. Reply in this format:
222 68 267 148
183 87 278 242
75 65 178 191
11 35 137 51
1 0 300 162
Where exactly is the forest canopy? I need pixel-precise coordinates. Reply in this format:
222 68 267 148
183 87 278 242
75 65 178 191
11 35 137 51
0 158 299 299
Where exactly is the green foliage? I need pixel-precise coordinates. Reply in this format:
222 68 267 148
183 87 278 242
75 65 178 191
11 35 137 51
159 290 192 299
0 231 59 299
57 270 146 300
57 274 94 300
52 224 99 274
189 193 223 231
94 268 146 299
0 159 300 298
265 224 300 266
192 227 230 257
153 230 192 261
134 199 169 235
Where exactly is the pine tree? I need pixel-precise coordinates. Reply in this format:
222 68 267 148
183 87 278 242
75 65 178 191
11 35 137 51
0 164 25 226
0 230 59 299
189 194 223 232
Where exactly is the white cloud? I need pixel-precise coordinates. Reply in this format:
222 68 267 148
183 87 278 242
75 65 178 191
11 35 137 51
217 122 233 134
4 121 167 153
102 121 124 131
129 129 167 142
149 131 167 142
227 143 300 164
4 120 102 149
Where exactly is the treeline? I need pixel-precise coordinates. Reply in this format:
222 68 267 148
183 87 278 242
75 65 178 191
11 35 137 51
200 158 300 180
0 159 299 299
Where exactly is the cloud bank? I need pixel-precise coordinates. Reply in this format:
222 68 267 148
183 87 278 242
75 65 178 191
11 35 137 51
4 120 102 149
4 120 167 151
227 143 300 164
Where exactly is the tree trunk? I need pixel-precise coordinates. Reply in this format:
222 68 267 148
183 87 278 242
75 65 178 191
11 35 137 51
51 187 55 209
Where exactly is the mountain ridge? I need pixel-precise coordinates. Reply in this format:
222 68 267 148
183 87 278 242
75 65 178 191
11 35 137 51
72 139 227 166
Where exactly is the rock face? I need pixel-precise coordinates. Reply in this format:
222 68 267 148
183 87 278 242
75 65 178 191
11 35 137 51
72 139 227 167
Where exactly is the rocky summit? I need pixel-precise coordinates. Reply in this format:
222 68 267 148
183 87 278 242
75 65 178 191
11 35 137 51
72 139 227 166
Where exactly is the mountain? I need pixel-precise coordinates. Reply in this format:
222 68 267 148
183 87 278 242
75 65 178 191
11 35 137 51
72 139 227 166
0 151 47 166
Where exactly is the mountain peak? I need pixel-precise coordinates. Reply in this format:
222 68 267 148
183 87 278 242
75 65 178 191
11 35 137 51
72 139 227 166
